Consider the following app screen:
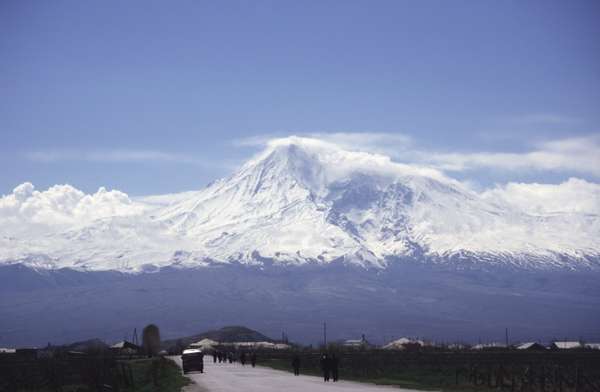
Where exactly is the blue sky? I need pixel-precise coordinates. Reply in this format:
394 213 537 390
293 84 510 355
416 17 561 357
1 0 599 195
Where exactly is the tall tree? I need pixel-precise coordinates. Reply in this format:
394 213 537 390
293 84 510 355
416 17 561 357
142 324 161 357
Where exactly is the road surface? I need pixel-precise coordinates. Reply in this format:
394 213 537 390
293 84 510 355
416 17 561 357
171 355 418 392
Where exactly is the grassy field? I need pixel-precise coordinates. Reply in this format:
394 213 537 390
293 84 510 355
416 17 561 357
124 357 191 392
258 357 470 391
255 350 600 392
5 356 190 392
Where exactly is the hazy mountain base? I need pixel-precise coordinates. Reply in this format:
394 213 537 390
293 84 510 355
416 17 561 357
1 261 599 347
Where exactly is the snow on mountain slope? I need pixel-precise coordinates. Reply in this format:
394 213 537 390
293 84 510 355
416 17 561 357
1 137 599 272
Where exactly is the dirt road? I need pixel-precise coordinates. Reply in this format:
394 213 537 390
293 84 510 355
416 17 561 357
171 355 419 392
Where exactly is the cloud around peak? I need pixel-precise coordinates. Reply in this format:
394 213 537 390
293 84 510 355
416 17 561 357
247 135 453 185
25 131 600 180
234 134 600 216
6 133 600 230
236 132 600 179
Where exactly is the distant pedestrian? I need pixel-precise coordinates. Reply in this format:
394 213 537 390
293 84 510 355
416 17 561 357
320 353 330 382
331 353 339 382
251 352 257 368
240 352 247 366
292 354 301 376
213 351 217 363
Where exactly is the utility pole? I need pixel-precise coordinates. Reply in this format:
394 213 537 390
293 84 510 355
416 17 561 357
323 322 327 347
505 328 509 348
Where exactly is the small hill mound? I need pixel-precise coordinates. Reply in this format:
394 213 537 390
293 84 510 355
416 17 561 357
60 338 109 352
162 326 274 351
200 326 273 343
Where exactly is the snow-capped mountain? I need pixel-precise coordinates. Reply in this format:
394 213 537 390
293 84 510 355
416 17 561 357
1 137 599 272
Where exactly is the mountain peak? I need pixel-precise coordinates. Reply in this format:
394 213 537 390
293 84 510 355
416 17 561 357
247 136 452 190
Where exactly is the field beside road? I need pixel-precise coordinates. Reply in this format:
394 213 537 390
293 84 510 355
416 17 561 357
253 349 600 392
0 354 189 392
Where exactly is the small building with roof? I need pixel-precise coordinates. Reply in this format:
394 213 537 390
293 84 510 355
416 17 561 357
221 341 290 350
516 342 546 351
343 334 371 349
189 338 219 351
471 342 506 350
383 337 427 350
551 341 582 350
110 340 141 355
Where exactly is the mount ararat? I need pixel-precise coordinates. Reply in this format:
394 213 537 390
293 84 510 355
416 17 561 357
1 137 599 347
1 137 599 272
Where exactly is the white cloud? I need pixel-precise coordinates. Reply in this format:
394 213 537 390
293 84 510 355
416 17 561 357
237 132 600 178
253 135 452 185
13 134 600 228
422 135 600 176
234 132 413 156
481 178 600 215
0 183 147 230
237 134 600 216
27 130 600 178
305 132 413 156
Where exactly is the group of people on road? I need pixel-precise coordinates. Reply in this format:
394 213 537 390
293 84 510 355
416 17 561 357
290 352 339 382
239 351 257 367
211 350 257 367
190 349 341 383
320 353 339 382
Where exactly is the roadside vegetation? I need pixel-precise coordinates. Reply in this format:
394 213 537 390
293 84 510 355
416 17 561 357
260 355 468 391
256 348 600 392
2 356 190 392
125 357 190 392
1 324 192 392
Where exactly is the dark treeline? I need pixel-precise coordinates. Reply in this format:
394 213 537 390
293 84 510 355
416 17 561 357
0 324 191 392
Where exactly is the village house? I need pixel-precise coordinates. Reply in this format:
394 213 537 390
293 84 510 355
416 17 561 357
343 334 371 349
516 342 546 351
471 343 507 350
383 337 427 350
189 338 219 351
551 341 582 350
110 340 141 355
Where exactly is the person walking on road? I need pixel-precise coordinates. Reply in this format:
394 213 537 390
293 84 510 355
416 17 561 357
292 353 301 376
251 352 257 368
240 352 247 366
331 353 339 382
320 353 330 382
